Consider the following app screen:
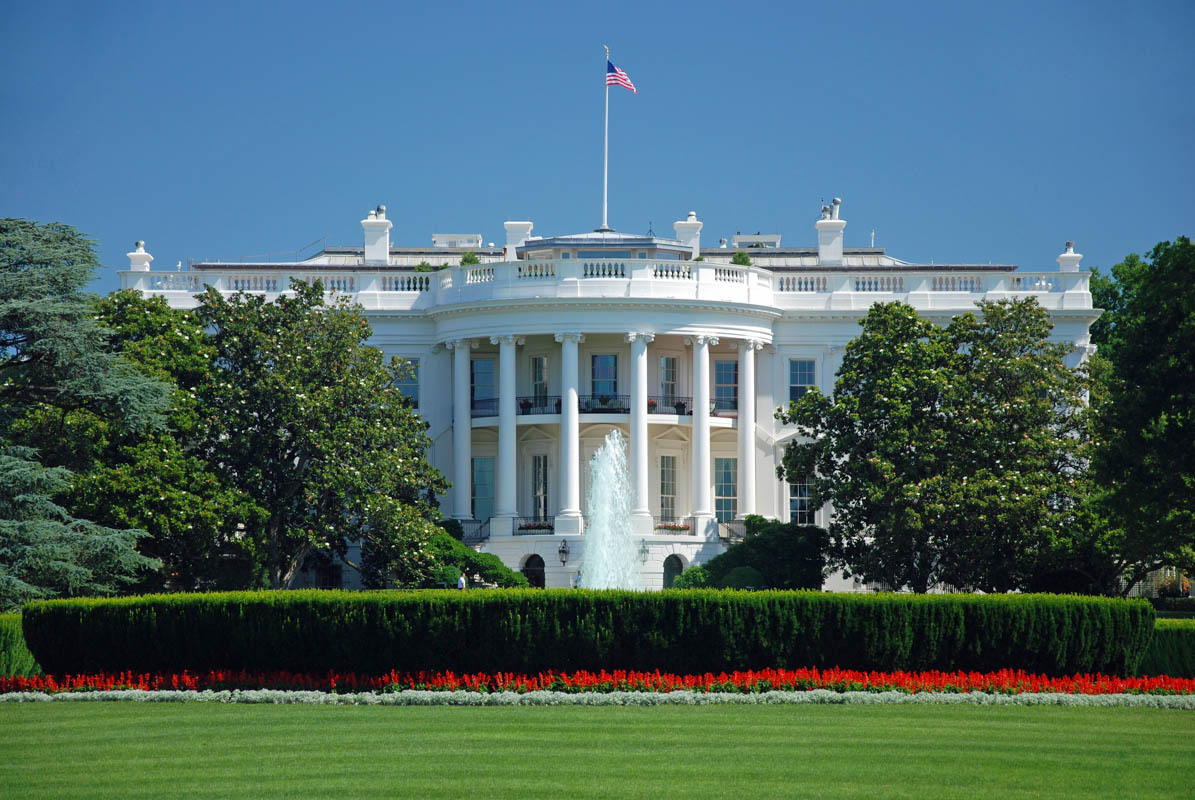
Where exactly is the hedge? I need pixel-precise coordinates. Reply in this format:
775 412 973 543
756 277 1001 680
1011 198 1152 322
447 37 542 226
1137 619 1195 678
1 614 40 677
1147 597 1195 614
22 590 1154 677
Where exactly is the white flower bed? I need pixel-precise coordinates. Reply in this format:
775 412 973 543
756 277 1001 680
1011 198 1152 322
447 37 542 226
3 689 1194 709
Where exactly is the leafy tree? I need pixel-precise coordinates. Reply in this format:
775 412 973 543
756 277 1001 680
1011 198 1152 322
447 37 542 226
0 219 169 607
670 516 828 590
1087 238 1195 592
460 251 480 266
730 251 752 267
193 281 447 588
419 527 528 588
779 299 1088 593
413 260 435 273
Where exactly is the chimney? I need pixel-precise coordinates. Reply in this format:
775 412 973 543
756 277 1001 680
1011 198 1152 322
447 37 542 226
127 240 153 271
816 197 846 267
503 221 533 261
361 204 392 265
1056 240 1083 272
673 211 703 259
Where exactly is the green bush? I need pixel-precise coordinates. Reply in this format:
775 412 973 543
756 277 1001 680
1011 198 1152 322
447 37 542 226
1148 597 1195 614
688 518 828 590
424 530 528 588
671 565 710 589
1138 619 1195 678
1 614 41 676
719 566 768 589
23 590 1153 677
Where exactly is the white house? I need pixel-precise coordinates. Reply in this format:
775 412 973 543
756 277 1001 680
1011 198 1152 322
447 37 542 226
122 200 1097 591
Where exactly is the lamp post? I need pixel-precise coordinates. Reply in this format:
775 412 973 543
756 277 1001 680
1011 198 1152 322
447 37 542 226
638 541 649 564
558 539 570 566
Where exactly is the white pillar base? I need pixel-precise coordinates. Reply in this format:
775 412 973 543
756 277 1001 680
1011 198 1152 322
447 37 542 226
631 513 654 537
488 517 514 537
692 513 718 541
554 513 584 536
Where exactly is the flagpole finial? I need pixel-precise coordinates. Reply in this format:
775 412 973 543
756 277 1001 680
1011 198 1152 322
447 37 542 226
604 45 609 58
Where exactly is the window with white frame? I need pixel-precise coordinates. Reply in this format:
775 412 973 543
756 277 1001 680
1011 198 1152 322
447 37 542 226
714 457 737 523
660 356 678 405
471 358 495 415
659 455 677 520
394 357 419 408
530 356 549 405
532 454 549 520
471 457 494 521
592 354 617 397
789 359 815 401
789 476 814 525
714 360 738 411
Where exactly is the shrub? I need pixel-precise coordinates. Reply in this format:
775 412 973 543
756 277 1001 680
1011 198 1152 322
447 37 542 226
1149 597 1195 613
0 614 40 677
720 566 768 589
424 530 528 588
686 518 827 589
22 590 1153 677
671 565 710 589
1138 619 1195 678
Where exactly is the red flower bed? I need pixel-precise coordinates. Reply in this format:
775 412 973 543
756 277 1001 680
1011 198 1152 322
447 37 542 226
4 667 1195 696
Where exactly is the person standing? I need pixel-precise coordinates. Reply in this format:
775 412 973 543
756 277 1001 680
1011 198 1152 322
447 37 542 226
457 570 467 590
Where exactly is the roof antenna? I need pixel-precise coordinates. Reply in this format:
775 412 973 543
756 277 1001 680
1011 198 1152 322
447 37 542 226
870 229 876 247
647 220 654 236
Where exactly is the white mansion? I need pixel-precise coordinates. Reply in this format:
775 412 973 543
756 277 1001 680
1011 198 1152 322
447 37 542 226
122 201 1097 591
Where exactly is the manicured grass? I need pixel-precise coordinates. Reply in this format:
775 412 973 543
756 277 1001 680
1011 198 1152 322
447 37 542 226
1 703 1192 799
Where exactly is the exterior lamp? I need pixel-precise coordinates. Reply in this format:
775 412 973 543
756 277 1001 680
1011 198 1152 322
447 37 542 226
638 542 650 563
558 540 570 566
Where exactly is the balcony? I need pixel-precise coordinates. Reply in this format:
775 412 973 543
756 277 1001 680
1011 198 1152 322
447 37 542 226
579 394 629 414
648 395 692 415
517 396 561 415
514 517 555 535
653 516 697 535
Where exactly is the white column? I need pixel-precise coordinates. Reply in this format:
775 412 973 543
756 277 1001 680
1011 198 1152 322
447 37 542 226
691 335 717 536
628 332 654 535
493 335 521 522
555 332 584 534
450 339 472 519
736 339 760 518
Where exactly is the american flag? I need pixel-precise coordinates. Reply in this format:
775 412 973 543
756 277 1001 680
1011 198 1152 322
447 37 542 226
606 60 636 94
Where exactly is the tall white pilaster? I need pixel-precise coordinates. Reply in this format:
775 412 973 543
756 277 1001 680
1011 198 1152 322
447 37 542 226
449 339 473 519
628 332 654 535
691 335 717 536
555 332 584 534
493 335 521 522
736 339 761 518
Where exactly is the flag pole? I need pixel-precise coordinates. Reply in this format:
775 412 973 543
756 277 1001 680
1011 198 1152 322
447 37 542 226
601 44 611 232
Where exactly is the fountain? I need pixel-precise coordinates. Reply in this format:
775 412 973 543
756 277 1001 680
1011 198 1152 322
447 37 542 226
581 429 639 589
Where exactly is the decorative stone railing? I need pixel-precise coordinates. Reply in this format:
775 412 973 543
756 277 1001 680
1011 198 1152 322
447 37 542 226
120 260 1090 313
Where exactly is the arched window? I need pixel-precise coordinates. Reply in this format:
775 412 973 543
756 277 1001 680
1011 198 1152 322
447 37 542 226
663 554 684 588
522 554 545 589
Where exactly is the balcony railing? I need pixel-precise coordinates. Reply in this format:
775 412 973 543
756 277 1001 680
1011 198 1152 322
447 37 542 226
514 517 555 535
471 397 498 417
517 396 562 415
719 519 746 544
712 396 738 413
461 519 490 543
579 394 629 414
653 516 697 535
648 395 692 415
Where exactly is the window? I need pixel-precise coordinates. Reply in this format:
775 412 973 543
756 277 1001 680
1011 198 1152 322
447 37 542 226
471 457 494 521
394 357 419 408
789 477 814 525
592 354 617 397
714 457 737 523
659 455 677 520
532 454 549 520
660 356 678 405
531 356 549 405
789 359 815 401
714 360 738 411
578 250 631 259
471 358 495 415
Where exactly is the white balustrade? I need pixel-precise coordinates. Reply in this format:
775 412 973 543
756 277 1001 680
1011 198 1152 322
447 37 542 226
517 262 555 279
304 274 355 292
931 275 983 292
582 261 626 278
381 274 431 292
229 274 280 292
652 263 692 280
776 275 827 292
854 275 904 292
149 273 200 291
714 267 746 283
466 266 495 283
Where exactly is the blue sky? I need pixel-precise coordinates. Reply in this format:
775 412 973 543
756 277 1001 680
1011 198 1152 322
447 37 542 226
3 0 1192 295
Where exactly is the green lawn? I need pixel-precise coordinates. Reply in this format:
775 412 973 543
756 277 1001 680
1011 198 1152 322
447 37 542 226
1 703 1191 799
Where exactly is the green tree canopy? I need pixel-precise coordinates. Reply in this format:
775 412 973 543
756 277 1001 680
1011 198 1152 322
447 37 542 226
193 280 448 588
1088 238 1195 592
779 299 1088 593
730 251 752 267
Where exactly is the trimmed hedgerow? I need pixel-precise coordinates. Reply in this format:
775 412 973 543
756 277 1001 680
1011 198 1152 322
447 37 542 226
1138 619 1195 678
1148 597 1195 614
0 614 40 677
22 589 1154 677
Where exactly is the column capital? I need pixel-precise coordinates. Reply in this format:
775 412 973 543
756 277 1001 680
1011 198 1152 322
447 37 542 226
625 332 656 344
443 338 477 350
738 339 764 352
554 332 586 344
490 335 525 346
687 335 718 347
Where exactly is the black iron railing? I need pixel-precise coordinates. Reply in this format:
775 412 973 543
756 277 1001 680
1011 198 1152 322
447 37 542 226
579 394 630 413
653 516 696 535
647 395 692 415
517 396 562 415
719 519 746 544
514 516 555 534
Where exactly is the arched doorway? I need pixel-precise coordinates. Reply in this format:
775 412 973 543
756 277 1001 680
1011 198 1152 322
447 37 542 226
522 554 545 588
663 554 685 588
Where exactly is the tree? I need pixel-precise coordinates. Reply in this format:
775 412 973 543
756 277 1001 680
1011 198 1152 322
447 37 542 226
460 251 480 266
0 219 169 607
193 281 448 588
1087 238 1195 592
778 299 1088 593
730 251 752 267
670 516 828 590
